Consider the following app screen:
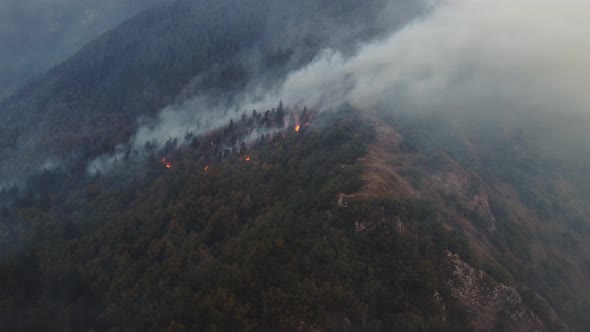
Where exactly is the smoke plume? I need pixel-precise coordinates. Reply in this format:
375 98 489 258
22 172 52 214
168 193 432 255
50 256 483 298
91 0 590 174
267 0 590 120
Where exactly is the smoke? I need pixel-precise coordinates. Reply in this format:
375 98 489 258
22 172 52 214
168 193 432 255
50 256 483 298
262 0 590 122
87 96 240 174
132 98 238 151
89 0 590 175
85 0 427 175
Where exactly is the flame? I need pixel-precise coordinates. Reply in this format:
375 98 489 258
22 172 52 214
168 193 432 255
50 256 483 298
295 124 301 132
204 165 209 171
162 158 173 169
245 155 251 161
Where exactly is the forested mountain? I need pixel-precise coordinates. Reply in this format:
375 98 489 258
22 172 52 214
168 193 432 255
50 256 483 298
1 0 589 331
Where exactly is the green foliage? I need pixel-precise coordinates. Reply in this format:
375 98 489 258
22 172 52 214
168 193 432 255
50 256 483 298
0 110 468 331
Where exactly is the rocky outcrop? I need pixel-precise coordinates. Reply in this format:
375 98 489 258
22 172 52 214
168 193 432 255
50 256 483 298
431 153 496 230
352 118 572 331
442 251 546 332
353 121 496 232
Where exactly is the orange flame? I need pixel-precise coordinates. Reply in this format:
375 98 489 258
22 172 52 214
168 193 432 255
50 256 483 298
295 124 301 132
204 165 209 171
245 155 251 161
162 158 173 169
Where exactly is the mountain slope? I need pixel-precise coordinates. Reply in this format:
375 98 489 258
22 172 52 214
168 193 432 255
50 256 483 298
0 1 588 331
353 112 588 330
0 0 268 183
0 108 555 331
0 0 422 187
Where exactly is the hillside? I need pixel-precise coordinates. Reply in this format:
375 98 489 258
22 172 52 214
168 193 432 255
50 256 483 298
1 1 589 331
0 0 269 184
0 108 559 331
0 0 421 187
364 111 590 331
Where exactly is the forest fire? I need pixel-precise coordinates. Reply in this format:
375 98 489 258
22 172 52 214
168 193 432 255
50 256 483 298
161 158 173 169
155 105 317 177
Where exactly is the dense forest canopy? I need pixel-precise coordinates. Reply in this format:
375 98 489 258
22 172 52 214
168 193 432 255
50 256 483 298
0 108 474 331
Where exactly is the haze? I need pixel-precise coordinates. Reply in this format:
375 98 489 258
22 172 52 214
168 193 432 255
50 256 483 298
0 0 169 98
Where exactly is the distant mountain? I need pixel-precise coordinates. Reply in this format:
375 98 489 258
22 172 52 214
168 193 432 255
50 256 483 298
0 0 170 99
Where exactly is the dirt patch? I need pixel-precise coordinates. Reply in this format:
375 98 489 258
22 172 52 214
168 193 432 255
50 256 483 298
346 115 500 260
351 120 419 200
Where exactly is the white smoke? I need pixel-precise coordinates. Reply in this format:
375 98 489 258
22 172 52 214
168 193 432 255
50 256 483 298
131 97 241 151
255 0 590 120
86 96 243 174
89 0 590 174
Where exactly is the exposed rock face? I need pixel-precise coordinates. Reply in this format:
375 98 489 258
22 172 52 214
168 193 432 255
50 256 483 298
442 251 546 332
352 118 573 330
430 153 496 231
354 121 497 234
